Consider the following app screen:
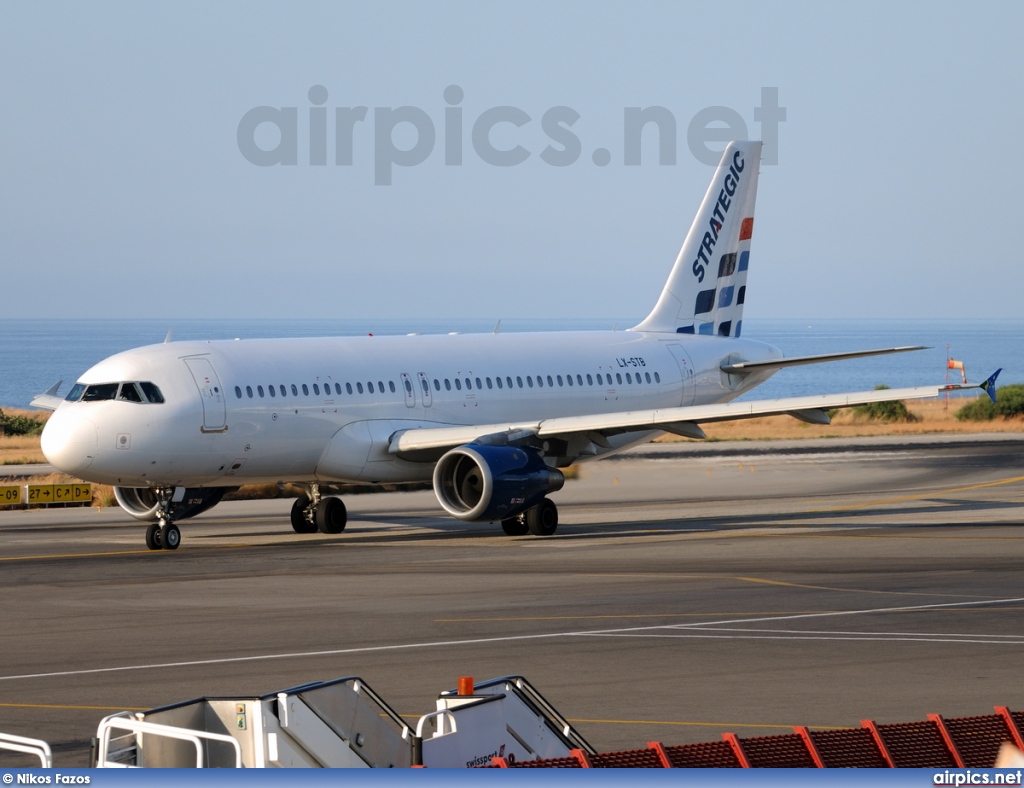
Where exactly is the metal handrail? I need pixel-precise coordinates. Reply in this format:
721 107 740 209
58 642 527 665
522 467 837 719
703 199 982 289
96 712 243 768
0 732 53 768
415 710 458 738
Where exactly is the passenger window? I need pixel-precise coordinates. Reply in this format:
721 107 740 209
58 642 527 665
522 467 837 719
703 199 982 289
291 384 299 396
391 381 398 393
465 378 472 390
346 383 353 394
445 379 451 391
506 377 513 389
517 376 523 388
626 373 632 384
302 384 309 395
557 375 563 386
547 375 554 387
378 380 385 393
336 383 343 395
140 382 164 403
235 386 242 399
367 382 374 394
527 376 533 388
404 379 413 393
645 372 652 383
268 385 276 398
496 377 503 389
476 377 482 389
586 374 592 386
357 382 364 394
616 374 622 385
486 377 493 389
566 375 573 387
246 386 254 398
596 374 603 385
654 371 661 383
455 379 462 391
421 379 429 393
257 386 265 397
433 379 440 391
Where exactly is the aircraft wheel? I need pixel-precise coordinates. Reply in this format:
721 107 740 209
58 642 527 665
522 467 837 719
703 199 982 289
161 523 181 550
145 523 162 550
316 497 347 534
525 498 558 536
290 496 317 533
501 516 528 536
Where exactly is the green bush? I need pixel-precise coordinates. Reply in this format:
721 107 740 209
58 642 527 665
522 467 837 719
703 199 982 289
850 385 920 423
0 409 46 437
956 383 1024 421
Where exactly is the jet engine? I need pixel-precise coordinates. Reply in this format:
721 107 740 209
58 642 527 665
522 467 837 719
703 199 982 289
432 443 564 522
113 486 231 522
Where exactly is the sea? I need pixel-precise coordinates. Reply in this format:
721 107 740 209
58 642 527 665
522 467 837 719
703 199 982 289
1 318 1021 411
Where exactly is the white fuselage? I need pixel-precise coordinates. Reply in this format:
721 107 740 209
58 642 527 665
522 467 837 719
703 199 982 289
41 330 781 488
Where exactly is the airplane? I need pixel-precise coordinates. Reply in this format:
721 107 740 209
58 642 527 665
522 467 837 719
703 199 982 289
31 141 999 551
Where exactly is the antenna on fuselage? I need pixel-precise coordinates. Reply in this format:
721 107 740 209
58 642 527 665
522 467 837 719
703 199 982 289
493 320 502 335
163 329 173 344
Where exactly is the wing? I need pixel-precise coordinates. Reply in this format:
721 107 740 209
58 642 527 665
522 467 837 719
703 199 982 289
389 380 985 459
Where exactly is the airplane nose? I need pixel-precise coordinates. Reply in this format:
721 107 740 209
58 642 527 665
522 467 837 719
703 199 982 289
41 408 98 476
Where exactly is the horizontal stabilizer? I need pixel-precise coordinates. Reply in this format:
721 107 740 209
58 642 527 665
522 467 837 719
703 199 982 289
720 346 928 374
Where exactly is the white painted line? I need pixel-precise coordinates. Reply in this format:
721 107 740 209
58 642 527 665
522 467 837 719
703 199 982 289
1 596 1020 683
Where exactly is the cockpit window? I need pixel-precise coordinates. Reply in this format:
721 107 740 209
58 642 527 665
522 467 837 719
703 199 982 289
140 382 164 403
81 383 119 401
72 381 165 404
118 383 144 402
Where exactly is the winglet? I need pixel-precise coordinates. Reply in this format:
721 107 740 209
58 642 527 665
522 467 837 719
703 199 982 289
980 368 1001 403
30 380 64 411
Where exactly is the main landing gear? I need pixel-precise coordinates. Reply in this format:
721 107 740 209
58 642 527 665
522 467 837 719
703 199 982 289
290 483 348 535
501 497 558 537
145 487 182 551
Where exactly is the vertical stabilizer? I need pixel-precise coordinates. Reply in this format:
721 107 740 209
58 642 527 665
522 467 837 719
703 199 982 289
632 141 762 336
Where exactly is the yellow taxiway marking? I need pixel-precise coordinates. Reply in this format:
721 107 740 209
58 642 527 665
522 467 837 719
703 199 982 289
0 702 147 712
804 473 1024 513
566 717 846 731
0 544 250 562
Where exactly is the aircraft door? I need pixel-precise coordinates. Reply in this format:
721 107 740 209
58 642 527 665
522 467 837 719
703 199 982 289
665 344 696 407
417 372 432 407
183 356 228 432
400 373 416 408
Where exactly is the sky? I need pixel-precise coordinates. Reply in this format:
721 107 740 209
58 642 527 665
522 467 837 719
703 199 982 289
2 1 1022 321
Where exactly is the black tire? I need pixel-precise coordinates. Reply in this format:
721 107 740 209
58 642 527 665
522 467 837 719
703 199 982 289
316 497 347 534
501 516 528 536
145 523 162 550
525 498 558 536
161 523 181 550
290 496 317 533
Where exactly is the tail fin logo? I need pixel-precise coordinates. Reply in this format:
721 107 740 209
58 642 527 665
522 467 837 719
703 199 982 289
691 150 746 283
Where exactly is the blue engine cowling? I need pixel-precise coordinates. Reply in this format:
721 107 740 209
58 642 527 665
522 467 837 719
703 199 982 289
432 443 565 522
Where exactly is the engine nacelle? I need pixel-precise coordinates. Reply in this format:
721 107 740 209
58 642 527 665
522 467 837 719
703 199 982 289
433 443 564 522
113 486 230 522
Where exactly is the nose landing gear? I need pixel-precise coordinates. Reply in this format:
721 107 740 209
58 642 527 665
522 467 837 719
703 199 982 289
145 488 181 551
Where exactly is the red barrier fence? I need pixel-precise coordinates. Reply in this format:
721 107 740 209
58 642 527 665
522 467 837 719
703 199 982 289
486 705 1024 768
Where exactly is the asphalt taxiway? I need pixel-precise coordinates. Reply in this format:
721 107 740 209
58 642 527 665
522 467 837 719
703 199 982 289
1 434 1023 766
